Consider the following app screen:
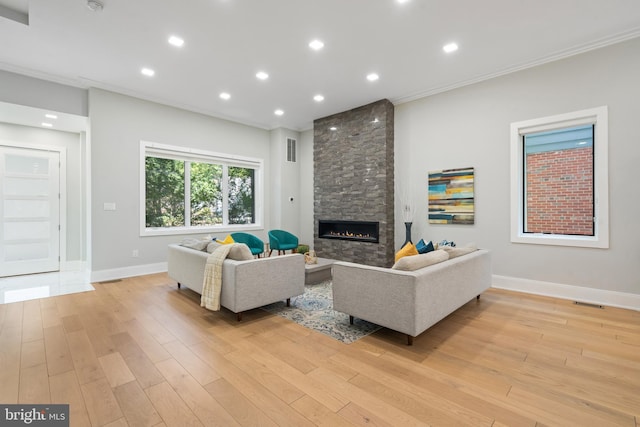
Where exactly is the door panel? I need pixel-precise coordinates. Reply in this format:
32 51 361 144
0 146 60 277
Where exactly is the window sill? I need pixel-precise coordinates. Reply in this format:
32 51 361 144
511 232 608 249
140 224 264 237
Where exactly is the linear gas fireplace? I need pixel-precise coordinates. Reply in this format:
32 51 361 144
318 220 379 243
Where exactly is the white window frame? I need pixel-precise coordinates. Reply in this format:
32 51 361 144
510 106 609 248
140 141 264 236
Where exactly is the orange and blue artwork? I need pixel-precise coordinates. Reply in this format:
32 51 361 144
428 167 474 224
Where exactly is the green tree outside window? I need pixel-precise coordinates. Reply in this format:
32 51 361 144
145 155 257 229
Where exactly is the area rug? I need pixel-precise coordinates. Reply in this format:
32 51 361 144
262 280 381 344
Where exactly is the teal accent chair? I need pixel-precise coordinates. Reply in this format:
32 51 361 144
268 229 299 256
230 232 265 258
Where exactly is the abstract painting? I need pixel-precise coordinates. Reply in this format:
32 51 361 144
428 167 474 224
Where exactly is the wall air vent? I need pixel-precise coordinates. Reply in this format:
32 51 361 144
286 138 296 162
574 301 604 309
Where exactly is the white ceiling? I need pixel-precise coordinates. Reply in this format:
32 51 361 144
1 0 639 132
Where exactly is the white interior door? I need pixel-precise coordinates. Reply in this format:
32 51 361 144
0 146 60 277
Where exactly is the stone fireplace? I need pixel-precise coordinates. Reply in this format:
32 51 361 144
313 99 394 267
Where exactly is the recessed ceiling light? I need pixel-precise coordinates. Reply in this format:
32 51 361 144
141 68 155 77
45 114 58 119
256 71 269 80
219 92 231 100
309 39 324 51
443 42 459 53
87 0 103 12
330 126 338 131
397 0 410 3
366 73 379 82
313 94 324 102
41 122 53 127
274 109 284 116
168 36 184 47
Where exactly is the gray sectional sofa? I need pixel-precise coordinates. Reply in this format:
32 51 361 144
167 243 305 320
332 248 492 345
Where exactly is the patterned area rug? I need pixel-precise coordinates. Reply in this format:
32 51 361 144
262 280 381 344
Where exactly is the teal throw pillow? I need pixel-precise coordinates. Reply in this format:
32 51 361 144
416 239 434 254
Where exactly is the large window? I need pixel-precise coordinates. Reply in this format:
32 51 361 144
510 107 609 248
524 125 594 236
140 141 262 236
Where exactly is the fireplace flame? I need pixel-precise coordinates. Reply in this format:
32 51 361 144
328 230 373 238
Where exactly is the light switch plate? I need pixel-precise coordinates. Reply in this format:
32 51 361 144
103 202 116 211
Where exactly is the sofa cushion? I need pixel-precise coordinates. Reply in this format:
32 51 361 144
416 239 434 254
392 249 449 271
207 241 254 260
441 243 477 259
395 242 419 262
180 235 212 251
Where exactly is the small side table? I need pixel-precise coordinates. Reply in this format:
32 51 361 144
304 257 335 285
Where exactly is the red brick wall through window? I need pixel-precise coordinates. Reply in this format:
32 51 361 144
525 147 593 235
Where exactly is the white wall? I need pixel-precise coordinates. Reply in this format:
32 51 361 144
393 38 640 297
89 88 272 278
0 123 85 264
269 127 301 235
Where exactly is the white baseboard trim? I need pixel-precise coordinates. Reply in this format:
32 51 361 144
61 261 86 272
90 262 167 283
492 275 640 312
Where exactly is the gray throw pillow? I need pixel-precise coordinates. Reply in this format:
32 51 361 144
441 243 477 259
391 249 449 271
181 236 211 251
207 242 254 260
206 241 222 253
228 243 254 260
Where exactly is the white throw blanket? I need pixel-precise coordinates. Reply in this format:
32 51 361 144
200 244 234 311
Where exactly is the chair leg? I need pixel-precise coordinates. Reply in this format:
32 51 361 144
268 249 273 257
349 315 354 325
286 298 291 307
177 282 181 289
407 335 414 346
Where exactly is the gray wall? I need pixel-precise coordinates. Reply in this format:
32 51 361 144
89 88 273 273
0 123 85 263
392 38 640 295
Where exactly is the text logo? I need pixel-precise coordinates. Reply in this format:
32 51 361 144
1 405 69 426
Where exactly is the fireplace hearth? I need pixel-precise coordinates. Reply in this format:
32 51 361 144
318 220 379 243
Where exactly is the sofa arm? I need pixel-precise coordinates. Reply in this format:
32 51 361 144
332 261 419 336
167 243 209 293
220 253 305 313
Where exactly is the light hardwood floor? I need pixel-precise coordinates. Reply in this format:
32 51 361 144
0 272 638 426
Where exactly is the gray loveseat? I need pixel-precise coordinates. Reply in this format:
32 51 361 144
332 248 491 344
167 243 305 320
